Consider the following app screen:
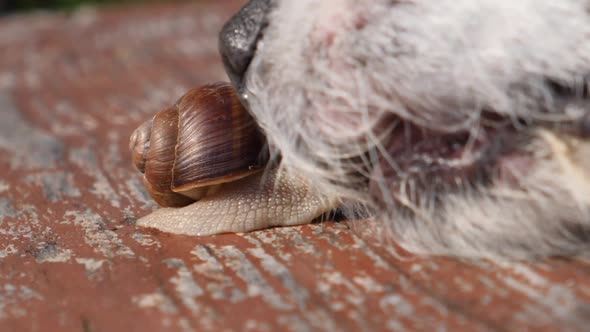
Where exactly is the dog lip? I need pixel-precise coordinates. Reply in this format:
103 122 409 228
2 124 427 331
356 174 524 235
580 112 590 137
372 121 520 196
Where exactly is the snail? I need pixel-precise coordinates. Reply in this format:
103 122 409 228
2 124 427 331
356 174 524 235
130 82 338 235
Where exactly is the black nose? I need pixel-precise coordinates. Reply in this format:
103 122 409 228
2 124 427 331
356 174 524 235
219 0 272 91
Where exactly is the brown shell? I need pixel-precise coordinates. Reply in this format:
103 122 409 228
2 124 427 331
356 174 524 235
129 82 267 207
172 82 266 191
129 117 152 173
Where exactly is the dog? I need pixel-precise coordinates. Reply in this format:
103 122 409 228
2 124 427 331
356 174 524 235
213 0 590 259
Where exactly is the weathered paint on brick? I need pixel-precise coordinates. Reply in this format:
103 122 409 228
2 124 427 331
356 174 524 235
0 1 589 332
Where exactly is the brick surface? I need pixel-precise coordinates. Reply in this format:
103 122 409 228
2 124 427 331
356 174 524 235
0 1 589 331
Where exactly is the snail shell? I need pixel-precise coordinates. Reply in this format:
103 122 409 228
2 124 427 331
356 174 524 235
129 82 267 207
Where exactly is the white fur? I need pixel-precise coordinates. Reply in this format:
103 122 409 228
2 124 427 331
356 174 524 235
242 0 590 258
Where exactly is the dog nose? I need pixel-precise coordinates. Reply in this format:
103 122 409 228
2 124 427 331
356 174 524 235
219 0 272 91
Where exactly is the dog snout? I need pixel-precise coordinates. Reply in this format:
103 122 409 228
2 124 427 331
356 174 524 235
219 0 271 91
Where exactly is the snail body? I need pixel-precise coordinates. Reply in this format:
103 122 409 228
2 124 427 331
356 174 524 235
130 83 337 235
